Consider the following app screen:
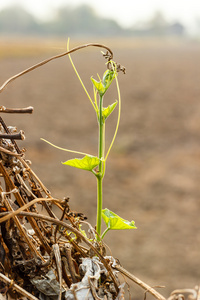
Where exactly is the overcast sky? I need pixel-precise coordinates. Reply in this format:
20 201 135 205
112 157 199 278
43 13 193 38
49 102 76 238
0 0 199 29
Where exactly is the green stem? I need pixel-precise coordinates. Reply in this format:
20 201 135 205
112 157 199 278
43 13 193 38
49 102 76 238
96 94 105 239
101 227 110 240
96 176 103 239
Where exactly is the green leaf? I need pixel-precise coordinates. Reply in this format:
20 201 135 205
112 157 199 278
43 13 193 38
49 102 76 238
102 101 118 120
91 69 116 96
102 70 115 91
91 77 105 96
102 208 137 230
62 155 100 172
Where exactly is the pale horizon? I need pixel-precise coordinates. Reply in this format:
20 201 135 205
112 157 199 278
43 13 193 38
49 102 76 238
0 0 199 32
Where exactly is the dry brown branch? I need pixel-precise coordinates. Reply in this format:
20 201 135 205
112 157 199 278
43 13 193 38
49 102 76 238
1 188 43 260
0 273 39 300
0 43 113 93
168 288 200 300
0 147 22 157
0 197 64 224
114 264 166 300
17 156 52 198
0 131 25 140
0 161 52 255
0 106 34 114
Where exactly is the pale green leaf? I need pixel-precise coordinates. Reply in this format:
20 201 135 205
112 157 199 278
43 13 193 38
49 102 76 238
102 101 118 120
62 155 100 172
91 77 105 95
102 208 137 230
102 69 115 91
91 69 116 96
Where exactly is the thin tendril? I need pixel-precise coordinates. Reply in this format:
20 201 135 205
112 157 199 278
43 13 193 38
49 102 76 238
67 39 96 111
41 138 90 157
105 74 121 161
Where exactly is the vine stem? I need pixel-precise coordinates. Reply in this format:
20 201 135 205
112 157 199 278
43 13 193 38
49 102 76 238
0 43 113 93
101 227 109 239
96 94 105 239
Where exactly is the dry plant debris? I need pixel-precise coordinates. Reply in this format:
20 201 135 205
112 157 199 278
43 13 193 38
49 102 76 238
0 106 124 299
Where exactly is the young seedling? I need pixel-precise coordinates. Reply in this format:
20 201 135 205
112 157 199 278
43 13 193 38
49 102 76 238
42 41 136 240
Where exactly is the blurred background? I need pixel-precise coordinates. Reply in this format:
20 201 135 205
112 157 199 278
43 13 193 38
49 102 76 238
0 0 200 299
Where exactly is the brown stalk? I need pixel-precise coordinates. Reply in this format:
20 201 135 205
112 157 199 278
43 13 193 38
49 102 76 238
18 156 52 198
0 43 113 94
0 106 34 114
0 161 51 254
0 272 39 300
52 244 62 300
0 116 21 154
2 193 43 261
17 156 64 220
18 156 77 223
63 245 77 283
114 264 166 300
0 146 22 156
0 196 64 224
22 170 58 219
0 131 25 140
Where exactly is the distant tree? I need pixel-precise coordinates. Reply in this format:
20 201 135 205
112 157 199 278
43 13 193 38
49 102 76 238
195 17 200 36
131 11 185 37
44 4 122 36
147 11 169 35
54 5 97 35
0 5 39 35
167 22 185 36
0 4 186 38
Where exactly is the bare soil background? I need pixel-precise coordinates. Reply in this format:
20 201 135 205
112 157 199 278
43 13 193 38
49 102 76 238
0 37 200 298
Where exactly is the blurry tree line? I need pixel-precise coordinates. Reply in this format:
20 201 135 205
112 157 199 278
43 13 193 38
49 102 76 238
0 4 186 37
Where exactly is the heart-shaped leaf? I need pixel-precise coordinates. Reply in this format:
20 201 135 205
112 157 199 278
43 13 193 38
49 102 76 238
102 208 137 230
62 155 100 172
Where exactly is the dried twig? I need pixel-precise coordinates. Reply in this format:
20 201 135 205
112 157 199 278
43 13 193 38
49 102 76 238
0 116 21 153
114 264 166 300
1 189 43 260
0 272 39 300
0 106 34 114
0 43 113 93
0 196 64 224
0 131 25 140
0 146 22 156
52 244 63 300
0 161 52 255
168 288 199 300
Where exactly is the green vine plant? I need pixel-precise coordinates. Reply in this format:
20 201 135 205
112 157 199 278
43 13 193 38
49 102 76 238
39 40 137 240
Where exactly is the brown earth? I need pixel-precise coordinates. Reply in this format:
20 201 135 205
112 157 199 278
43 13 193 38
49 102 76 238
0 38 200 299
